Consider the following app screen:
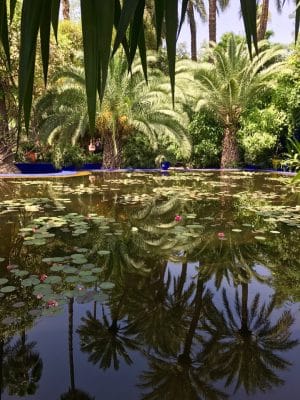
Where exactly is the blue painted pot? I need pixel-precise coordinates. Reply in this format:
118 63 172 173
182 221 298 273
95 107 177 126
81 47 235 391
161 161 170 170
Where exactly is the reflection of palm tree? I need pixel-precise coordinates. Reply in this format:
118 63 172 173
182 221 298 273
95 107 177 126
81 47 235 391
203 287 298 395
139 276 228 400
78 302 140 371
3 331 43 397
60 298 95 400
199 233 267 289
0 339 9 400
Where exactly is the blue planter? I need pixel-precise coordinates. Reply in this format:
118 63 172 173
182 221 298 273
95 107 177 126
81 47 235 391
161 161 170 170
81 163 101 170
62 165 78 172
15 162 61 174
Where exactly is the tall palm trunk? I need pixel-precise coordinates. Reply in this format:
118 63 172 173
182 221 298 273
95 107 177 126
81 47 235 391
257 0 269 41
0 340 3 400
178 278 204 365
62 0 70 20
68 298 75 391
187 2 197 61
0 80 9 143
240 283 251 336
221 126 239 168
102 131 123 169
208 0 217 43
176 261 188 298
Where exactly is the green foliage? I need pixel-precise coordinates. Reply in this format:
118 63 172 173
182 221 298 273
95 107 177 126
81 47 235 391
283 138 300 183
239 106 287 165
188 111 223 167
123 132 156 168
61 144 85 168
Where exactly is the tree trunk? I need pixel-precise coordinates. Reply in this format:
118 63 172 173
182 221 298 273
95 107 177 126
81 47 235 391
68 298 75 392
0 80 9 140
187 2 197 61
257 0 269 41
209 0 217 44
176 261 188 298
240 283 251 337
0 340 3 400
221 126 239 168
178 278 204 365
62 0 70 20
102 131 123 169
0 80 18 173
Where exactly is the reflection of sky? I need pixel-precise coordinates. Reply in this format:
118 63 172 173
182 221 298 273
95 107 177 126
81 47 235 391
178 1 297 50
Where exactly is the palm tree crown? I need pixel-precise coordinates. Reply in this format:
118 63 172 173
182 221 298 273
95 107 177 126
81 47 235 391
194 35 285 167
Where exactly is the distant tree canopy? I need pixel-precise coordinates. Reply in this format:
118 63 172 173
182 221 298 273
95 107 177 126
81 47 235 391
0 0 299 133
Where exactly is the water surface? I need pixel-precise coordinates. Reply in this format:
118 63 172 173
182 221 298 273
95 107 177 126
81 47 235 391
0 171 299 400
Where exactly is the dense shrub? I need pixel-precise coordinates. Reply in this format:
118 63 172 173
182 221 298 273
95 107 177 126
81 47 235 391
188 112 223 168
238 106 287 166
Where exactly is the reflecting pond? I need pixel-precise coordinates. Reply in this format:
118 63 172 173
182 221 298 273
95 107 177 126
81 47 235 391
0 171 299 400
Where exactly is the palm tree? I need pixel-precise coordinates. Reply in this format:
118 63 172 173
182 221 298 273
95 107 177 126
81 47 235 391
138 276 228 400
203 287 298 395
35 53 191 168
257 0 284 41
194 35 284 167
62 0 70 20
3 332 43 397
208 0 230 43
77 305 140 371
187 1 207 60
60 298 95 400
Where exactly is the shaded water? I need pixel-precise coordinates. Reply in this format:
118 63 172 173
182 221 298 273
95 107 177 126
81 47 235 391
0 171 299 400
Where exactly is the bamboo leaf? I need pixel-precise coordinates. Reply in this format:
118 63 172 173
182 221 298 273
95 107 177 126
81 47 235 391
177 0 188 38
296 0 300 43
165 0 178 105
80 0 99 134
138 18 147 83
19 0 43 129
0 0 10 67
129 0 145 67
113 0 140 55
10 0 17 22
114 0 130 61
240 0 258 57
40 1 52 86
51 0 61 42
97 0 115 102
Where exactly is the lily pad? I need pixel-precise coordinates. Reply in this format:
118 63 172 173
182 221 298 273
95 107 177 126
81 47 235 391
21 277 40 287
0 278 8 285
65 276 79 284
1 286 16 293
99 282 115 290
81 275 97 283
254 236 266 241
46 276 62 284
97 250 110 256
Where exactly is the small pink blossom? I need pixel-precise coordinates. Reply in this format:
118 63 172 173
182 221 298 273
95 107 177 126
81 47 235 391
47 300 58 308
36 293 43 300
217 232 225 239
175 215 182 222
39 274 48 282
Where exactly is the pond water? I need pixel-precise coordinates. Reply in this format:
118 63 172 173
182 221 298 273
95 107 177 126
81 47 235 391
0 171 299 400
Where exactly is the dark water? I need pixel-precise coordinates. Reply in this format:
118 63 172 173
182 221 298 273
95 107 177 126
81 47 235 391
0 171 299 400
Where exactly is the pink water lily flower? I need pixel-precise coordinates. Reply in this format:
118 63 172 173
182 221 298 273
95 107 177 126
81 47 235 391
175 215 182 222
217 232 225 239
47 300 58 308
39 274 48 282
